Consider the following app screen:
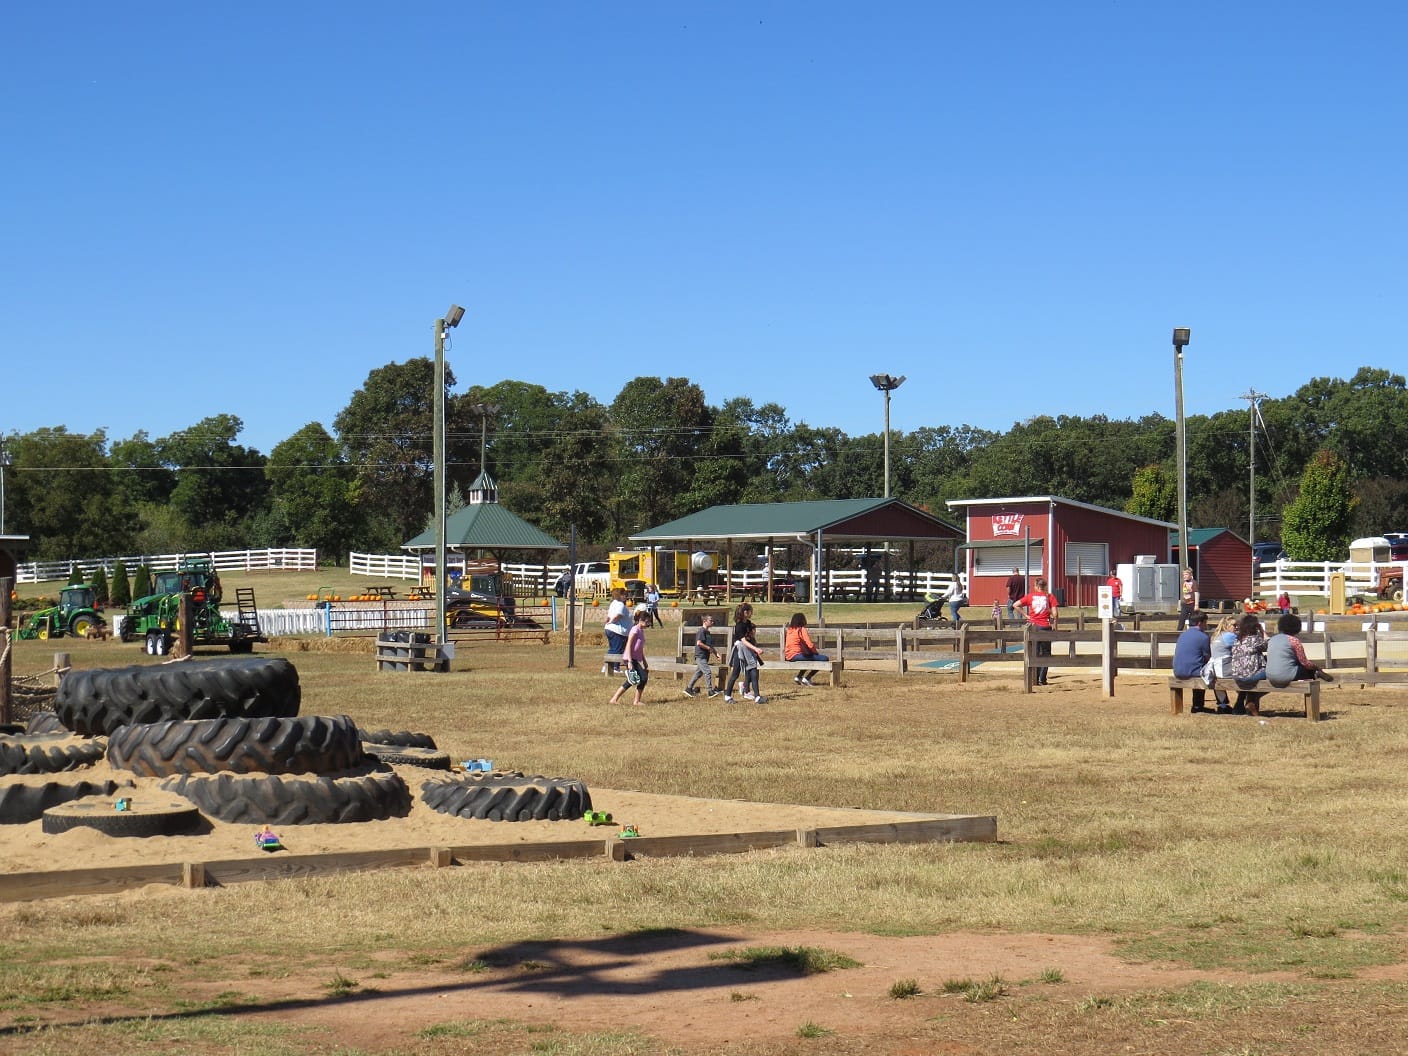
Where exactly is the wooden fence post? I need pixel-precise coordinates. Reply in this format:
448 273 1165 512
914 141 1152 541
1101 617 1115 699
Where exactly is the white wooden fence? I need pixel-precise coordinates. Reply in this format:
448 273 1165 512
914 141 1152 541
16 549 319 585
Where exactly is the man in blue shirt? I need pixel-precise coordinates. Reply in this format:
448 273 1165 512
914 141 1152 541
1172 610 1214 712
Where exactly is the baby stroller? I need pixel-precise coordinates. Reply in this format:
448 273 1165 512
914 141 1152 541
917 593 952 628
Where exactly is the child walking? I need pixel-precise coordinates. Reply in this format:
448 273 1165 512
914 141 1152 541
684 615 721 697
609 609 652 707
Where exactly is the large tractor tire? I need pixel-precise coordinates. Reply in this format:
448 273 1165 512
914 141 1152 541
55 658 301 736
68 613 101 638
42 794 202 837
420 773 592 822
107 715 363 778
25 712 69 735
0 779 131 825
161 764 411 825
360 743 452 770
356 728 437 750
0 734 107 776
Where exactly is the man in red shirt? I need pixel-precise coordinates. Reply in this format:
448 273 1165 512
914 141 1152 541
1106 569 1123 620
1016 577 1059 686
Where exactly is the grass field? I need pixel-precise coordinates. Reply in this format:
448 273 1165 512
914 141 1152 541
3 575 1408 1053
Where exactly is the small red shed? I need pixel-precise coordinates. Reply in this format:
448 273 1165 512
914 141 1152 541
945 496 1175 609
1171 528 1253 608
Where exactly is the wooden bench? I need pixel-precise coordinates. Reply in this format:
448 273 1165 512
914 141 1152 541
1167 677 1321 721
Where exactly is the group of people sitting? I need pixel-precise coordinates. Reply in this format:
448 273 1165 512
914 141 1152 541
1174 609 1334 714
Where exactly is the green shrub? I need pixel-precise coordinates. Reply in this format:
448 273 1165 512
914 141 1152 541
88 567 109 607
133 565 152 599
110 560 131 607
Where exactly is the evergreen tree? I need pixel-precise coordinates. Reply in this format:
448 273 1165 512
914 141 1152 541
88 566 109 606
110 559 132 607
67 565 85 586
1281 450 1358 561
133 564 153 599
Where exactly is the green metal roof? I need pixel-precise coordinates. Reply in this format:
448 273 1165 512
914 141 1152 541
403 502 563 552
1171 528 1249 547
629 498 963 543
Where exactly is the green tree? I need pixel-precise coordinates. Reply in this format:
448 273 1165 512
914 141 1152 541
609 376 712 531
157 415 270 550
530 394 616 545
110 431 175 508
265 423 364 560
4 428 137 560
68 565 86 585
133 564 152 600
88 566 109 606
1126 464 1176 521
1281 450 1358 561
110 558 131 607
335 358 452 546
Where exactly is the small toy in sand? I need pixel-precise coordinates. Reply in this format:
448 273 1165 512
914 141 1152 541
618 824 641 839
583 809 613 826
114 797 133 812
254 826 284 852
461 758 494 773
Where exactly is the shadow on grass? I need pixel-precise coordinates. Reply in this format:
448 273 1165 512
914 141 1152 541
0 927 847 1038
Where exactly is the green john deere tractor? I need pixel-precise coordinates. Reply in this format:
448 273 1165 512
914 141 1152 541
118 557 266 655
17 586 108 640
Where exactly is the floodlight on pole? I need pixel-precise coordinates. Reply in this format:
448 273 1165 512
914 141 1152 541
1172 328 1190 575
869 374 906 499
434 305 466 647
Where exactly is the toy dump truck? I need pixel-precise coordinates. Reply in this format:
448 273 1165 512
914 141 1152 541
118 557 266 654
16 585 107 640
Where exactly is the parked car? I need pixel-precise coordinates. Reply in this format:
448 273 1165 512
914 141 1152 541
1251 542 1285 566
1382 532 1408 561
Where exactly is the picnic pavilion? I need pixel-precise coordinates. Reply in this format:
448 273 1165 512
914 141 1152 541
629 498 964 619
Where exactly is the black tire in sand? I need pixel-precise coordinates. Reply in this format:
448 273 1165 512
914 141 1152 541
360 743 452 770
55 657 301 736
356 728 437 750
107 715 363 777
420 773 592 822
41 793 203 837
24 712 69 736
0 780 131 825
0 734 107 776
161 764 411 825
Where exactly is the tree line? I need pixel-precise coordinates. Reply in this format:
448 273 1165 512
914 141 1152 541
6 363 1406 564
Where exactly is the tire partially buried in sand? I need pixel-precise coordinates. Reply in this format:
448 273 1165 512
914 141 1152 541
0 734 107 776
107 715 363 777
161 764 411 825
0 779 132 825
56 658 301 736
420 773 593 822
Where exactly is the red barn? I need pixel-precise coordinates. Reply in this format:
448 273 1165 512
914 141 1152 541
945 496 1175 609
1171 528 1254 608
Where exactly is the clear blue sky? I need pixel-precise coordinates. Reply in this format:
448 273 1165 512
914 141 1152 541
4 3 1404 456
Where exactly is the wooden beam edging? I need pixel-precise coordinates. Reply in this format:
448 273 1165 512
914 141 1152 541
0 816 999 901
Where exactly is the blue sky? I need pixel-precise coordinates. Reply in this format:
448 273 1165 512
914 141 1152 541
4 3 1404 456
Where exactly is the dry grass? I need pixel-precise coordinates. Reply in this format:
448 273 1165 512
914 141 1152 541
7 631 1408 1052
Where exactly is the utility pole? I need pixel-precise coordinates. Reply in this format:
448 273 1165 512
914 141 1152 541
1172 329 1190 573
1240 389 1266 551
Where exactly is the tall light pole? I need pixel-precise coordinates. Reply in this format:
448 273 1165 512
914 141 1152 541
1240 388 1266 554
1172 328 1190 574
434 304 466 646
869 374 906 498
468 403 500 478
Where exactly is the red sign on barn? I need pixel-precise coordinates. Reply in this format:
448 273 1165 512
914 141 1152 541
992 514 1024 538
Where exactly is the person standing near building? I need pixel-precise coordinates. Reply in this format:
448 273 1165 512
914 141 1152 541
602 587 631 675
1005 568 1026 621
1016 577 1059 686
1106 567 1124 621
942 576 967 629
1177 568 1199 630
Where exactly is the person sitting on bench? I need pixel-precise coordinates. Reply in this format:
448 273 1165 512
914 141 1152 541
784 612 828 687
1266 612 1334 686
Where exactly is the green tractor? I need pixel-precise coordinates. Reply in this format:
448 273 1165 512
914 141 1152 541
16 586 108 640
118 557 266 655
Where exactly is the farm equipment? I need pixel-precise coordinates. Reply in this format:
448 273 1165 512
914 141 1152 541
16 586 108 640
1376 567 1404 603
118 557 266 654
444 566 540 629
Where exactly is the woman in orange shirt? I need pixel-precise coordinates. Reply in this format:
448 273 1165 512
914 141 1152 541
784 612 828 687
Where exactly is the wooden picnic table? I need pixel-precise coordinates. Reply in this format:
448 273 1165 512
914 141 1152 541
366 585 398 600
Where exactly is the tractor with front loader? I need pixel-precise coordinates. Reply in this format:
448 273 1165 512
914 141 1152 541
16 586 107 640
